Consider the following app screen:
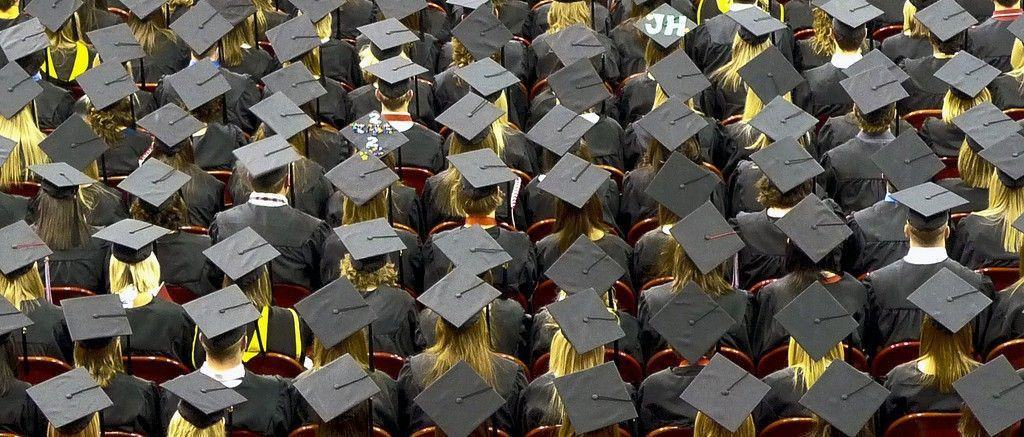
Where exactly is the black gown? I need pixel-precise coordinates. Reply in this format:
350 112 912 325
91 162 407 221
819 133 892 213
385 122 446 174
897 56 950 114
698 80 747 120
15 300 72 363
610 23 650 81
638 284 752 361
686 12 796 74
421 226 537 299
308 80 354 133
0 376 45 437
982 283 1024 353
97 128 153 176
0 194 28 228
84 184 130 227
527 30 620 82
155 66 262 134
125 296 194 365
221 46 280 81
935 178 988 213
919 118 964 158
794 39 829 72
536 234 632 289
878 363 965 433
518 372 637 434
130 33 191 84
229 158 335 220
155 231 219 298
879 33 932 64
733 210 789 289
630 228 674 288
813 113 913 159
161 370 299 436
192 123 250 171
179 166 225 227
348 80 438 129
320 225 422 294
793 62 853 118
297 369 400 435
751 368 811 429
35 80 76 131
636 365 703 434
419 172 527 232
431 65 529 130
529 307 641 364
528 2 613 40
189 306 311 368
100 373 161 436
35 235 107 294
950 214 1020 269
844 199 909 276
319 38 362 88
990 74 1024 109
967 15 1016 72
521 176 621 234
324 184 422 234
417 299 526 358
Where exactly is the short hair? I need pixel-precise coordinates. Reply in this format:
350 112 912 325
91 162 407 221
250 166 288 193
930 31 965 55
854 104 897 134
907 223 948 246
832 20 866 52
756 176 813 208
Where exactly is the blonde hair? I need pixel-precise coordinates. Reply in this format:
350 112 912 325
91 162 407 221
917 316 977 393
976 172 1024 252
127 12 173 53
439 130 505 216
309 330 370 370
903 1 929 38
339 255 398 291
547 0 591 33
668 243 734 297
740 88 767 123
236 267 273 309
0 265 45 310
46 14 83 48
810 8 834 57
167 412 226 437
218 21 255 67
549 330 605 437
73 338 124 387
47 415 100 437
1010 40 1024 78
788 338 844 391
710 34 770 92
108 253 162 300
694 412 756 437
0 106 47 188
958 140 994 189
941 88 990 123
425 314 495 386
451 37 474 68
341 191 389 225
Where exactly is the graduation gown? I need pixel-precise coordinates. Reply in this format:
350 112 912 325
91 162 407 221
527 31 620 82
301 126 351 174
536 233 632 289
878 363 966 432
154 231 219 297
320 224 422 293
982 283 1024 352
793 62 853 118
620 162 725 229
325 183 422 234
35 79 75 131
638 284 752 361
178 166 225 227
950 214 1020 269
935 178 988 213
813 113 913 159
819 133 891 213
155 67 262 134
529 307 641 364
84 184 130 227
581 116 629 172
130 33 191 84
637 365 702 435
431 67 529 134
347 286 419 358
617 73 657 125
528 2 612 39
192 123 250 171
222 47 279 81
97 128 153 176
417 299 526 357
880 33 932 64
752 368 812 429
967 15 1017 72
0 377 45 437
631 228 674 288
100 374 161 437
734 210 789 289
0 194 28 228
519 372 637 434
35 236 107 294
436 39 533 85
990 74 1024 109
229 158 334 220
623 112 723 170
795 40 829 72
687 13 796 74
385 122 446 174
125 296 194 365
396 354 527 435
348 81 438 129
191 306 310 368
419 172 527 232
521 176 621 234
920 118 965 158
844 199 910 276
698 81 747 121
610 24 650 82
897 56 950 114
15 300 72 362
327 0 375 40
297 369 400 435
320 39 362 88
422 226 538 298
527 90 619 136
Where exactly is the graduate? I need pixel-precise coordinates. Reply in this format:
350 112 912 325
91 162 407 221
609 0 670 80
687 0 796 75
635 346 706 433
753 338 845 429
0 299 45 436
40 14 98 87
349 19 438 127
27 367 110 437
898 0 977 113
83 96 152 177
217 18 278 81
920 53 996 158
125 7 192 84
286 16 358 132
155 49 262 135
881 0 935 63
967 0 1021 72
0 108 48 191
680 354 768 437
700 8 784 120
530 0 613 39
165 87 250 172
437 2 532 83
981 223 1024 351
528 0 620 82
3 57 75 132
733 176 813 289
933 103 1013 214
161 371 246 437
795 6 834 71
434 39 529 133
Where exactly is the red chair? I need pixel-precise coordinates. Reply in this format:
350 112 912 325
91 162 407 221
1005 108 1024 121
3 181 40 198
104 432 144 437
978 267 1020 291
165 284 198 305
257 41 275 57
526 219 557 243
641 276 673 293
934 156 959 181
179 225 208 235
498 353 531 380
413 426 510 437
871 341 920 379
103 175 127 188
794 28 815 40
986 339 1024 369
883 412 962 437
372 352 406 380
951 212 969 226
290 424 390 437
17 356 72 384
719 347 756 373
613 281 636 316
531 279 559 313
748 278 777 296
272 283 311 309
903 109 941 131
598 165 625 190
761 417 815 437
529 78 549 101
872 24 903 42
230 431 262 437
532 350 644 385
525 425 631 436
647 426 694 437
394 223 417 236
627 217 660 246
646 349 685 375
207 170 234 206
50 286 96 306
721 114 743 126
106 6 131 19
703 162 725 181
246 352 304 378
511 168 533 185
846 345 868 371
531 279 635 315
428 221 461 238
396 167 435 196
123 355 189 384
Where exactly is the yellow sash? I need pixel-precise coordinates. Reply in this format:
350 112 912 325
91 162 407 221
42 42 90 81
242 306 303 361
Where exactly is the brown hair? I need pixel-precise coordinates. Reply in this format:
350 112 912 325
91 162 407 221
854 104 896 134
73 339 125 388
87 98 134 146
756 176 812 208
666 242 734 297
552 196 611 251
36 192 92 250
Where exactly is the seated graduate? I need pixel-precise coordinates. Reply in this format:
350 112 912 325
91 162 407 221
39 14 98 88
400 271 527 435
881 0 936 63
897 0 975 114
282 31 357 137
198 227 310 367
61 296 160 436
154 49 262 135
292 275 400 434
636 341 706 435
26 366 110 437
434 38 529 135
609 1 679 85
125 6 191 84
794 3 874 120
161 370 246 437
616 13 688 126
0 102 49 189
700 9 784 121
0 301 45 436
783 360 885 437
174 285 300 435
82 96 153 178
864 183 995 355
920 58 995 158
349 21 438 128
813 108 914 161
984 236 1024 350
215 19 278 81
732 175 812 290
753 338 845 430
158 85 249 173
934 104 1012 215
795 7 834 71
688 0 796 75
967 0 1021 72
7 55 75 132
679 354 766 437
528 0 620 82
992 36 1024 110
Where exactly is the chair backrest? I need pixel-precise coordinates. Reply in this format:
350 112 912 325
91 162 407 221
50 286 96 306
1006 107 1024 121
289 424 391 437
396 167 435 197
525 425 631 437
641 277 674 293
934 156 959 182
165 284 199 305
721 115 743 126
646 426 694 437
246 352 304 378
872 24 904 41
3 181 40 198
124 355 190 384
526 219 557 243
179 226 209 235
718 347 756 373
871 341 920 378
612 281 636 316
626 217 659 246
978 267 1020 291
17 356 73 384
272 283 312 309
761 418 816 437
883 412 962 437
412 426 510 437
531 280 559 313
498 353 531 380
794 28 815 40
748 279 777 296
103 432 144 437
904 109 941 131
598 165 625 190
427 221 462 238
372 352 406 380
756 345 789 378
207 170 234 206
987 338 1024 369
230 431 262 437
605 349 643 386
645 349 683 375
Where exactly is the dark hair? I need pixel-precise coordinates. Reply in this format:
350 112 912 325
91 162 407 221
929 31 964 55
251 166 289 193
756 176 812 208
854 104 897 134
994 0 1018 8
0 338 15 396
781 239 840 290
832 21 866 52
129 194 189 229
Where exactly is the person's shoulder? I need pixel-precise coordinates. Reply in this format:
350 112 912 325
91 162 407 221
762 367 798 386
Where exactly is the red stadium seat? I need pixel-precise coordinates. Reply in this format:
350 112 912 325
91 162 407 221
230 431 262 437
986 339 1024 369
757 344 869 377
1005 108 1024 121
107 7 130 20
50 286 96 306
372 352 406 380
761 417 815 437
719 347 756 373
179 225 209 235
598 165 625 190
903 109 941 131
748 279 777 296
511 168 533 185
703 162 725 181
883 412 962 437
977 267 1020 291
428 221 461 238
525 425 631 436
647 426 694 437
529 78 549 101
951 212 969 226
531 279 634 315
246 352 303 378
934 157 959 181
532 350 643 385
396 167 434 196
104 432 144 437
532 279 558 313
289 424 390 437
613 281 636 316
207 170 234 207
871 341 920 379
646 349 685 375
165 284 198 305
17 356 73 384
641 276 674 293
413 426 510 437
794 28 815 40
627 217 660 246
272 283 311 309
721 114 743 126
526 219 557 243
123 355 190 384
393 223 417 236
872 24 903 42
3 181 40 198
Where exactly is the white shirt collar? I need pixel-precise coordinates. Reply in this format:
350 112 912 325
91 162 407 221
903 246 948 265
830 51 863 69
381 111 414 132
730 2 755 11
199 362 246 388
248 192 288 207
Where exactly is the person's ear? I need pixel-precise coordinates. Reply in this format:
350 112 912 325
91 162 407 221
904 223 912 240
943 225 950 240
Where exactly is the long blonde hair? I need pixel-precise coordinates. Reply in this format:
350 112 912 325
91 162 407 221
976 172 1024 252
710 34 770 92
218 21 255 67
73 338 125 388
902 1 929 38
667 243 734 297
127 11 174 53
1010 40 1024 81
339 255 398 291
694 413 756 437
549 330 605 437
788 338 844 391
941 88 990 123
810 8 834 57
425 315 495 386
0 106 47 188
547 0 591 33
309 330 370 370
0 265 45 310
47 415 100 437
439 130 505 216
108 253 162 299
167 412 226 437
235 267 273 309
917 316 977 393
958 140 994 189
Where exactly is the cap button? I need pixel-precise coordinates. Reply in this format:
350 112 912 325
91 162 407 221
688 320 695 326
810 225 818 230
720 390 729 396
678 183 686 189
1014 152 1021 158
676 74 684 79
591 394 599 400
904 159 911 164
813 318 821 324
582 317 590 323
767 73 774 78
455 397 464 404
841 394 849 401
332 309 340 315
946 296 954 302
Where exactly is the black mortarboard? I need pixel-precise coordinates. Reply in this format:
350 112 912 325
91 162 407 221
418 270 500 328
774 194 852 262
645 152 718 218
448 149 516 189
432 225 511 276
1010 15 1024 41
0 62 43 118
547 59 610 113
341 112 409 157
249 92 314 139
871 131 944 190
0 18 48 62
294 354 380 422
738 47 803 102
526 105 596 156
76 62 138 110
435 92 503 142
840 66 907 113
843 49 910 82
120 0 168 18
953 102 1020 152
649 49 710 101
553 362 638 434
934 51 1000 97
455 58 520 98
29 162 94 199
548 288 626 354
207 0 254 25
0 221 51 275
728 6 786 39
260 63 326 107
324 154 398 206
680 354 771 432
87 24 145 64
549 24 607 66
637 98 708 151
978 134 1024 187
61 294 132 343
202 227 280 282
287 0 341 21
294 277 374 348
774 282 858 360
334 218 407 262
38 115 106 172
232 135 301 177
137 104 203 148
749 96 817 141
451 5 512 60
545 235 626 295
671 201 744 274
0 136 11 168
182 284 260 346
24 0 82 32
907 267 990 331
161 371 247 429
357 19 419 52
26 368 112 429
413 361 506 437
118 158 191 208
915 0 976 41
364 56 428 88
93 218 172 263
536 153 610 209
953 356 1024 436
890 182 967 230
266 15 321 63
447 0 489 8
376 0 426 19
799 361 889 437
749 137 824 193
635 3 694 47
650 281 736 362
0 296 32 337
820 0 882 27
165 60 231 111
169 1 234 54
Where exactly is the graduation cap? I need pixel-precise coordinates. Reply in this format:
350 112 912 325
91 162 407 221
547 59 610 113
294 354 381 422
451 5 513 60
447 0 490 8
774 194 852 262
365 56 428 92
0 62 43 118
76 62 138 110
871 131 944 190
137 104 204 149
0 296 33 338
340 112 409 157
0 18 48 62
907 267 990 331
357 19 419 53
0 221 51 276
548 288 626 354
120 0 168 18
324 154 398 206
261 63 327 107
738 47 803 102
545 235 626 295
60 294 131 343
953 102 1020 152
294 277 374 348
456 58 520 98
26 368 113 430
161 371 247 429
232 135 301 177
553 362 638 434
749 96 817 141
376 0 426 19
202 227 280 282
526 106 596 156
914 0 976 41
87 24 146 64
749 137 824 193
671 201 744 274
680 353 771 432
118 158 191 208
207 0 255 25
953 356 1024 436
728 6 785 41
1009 15 1024 42
183 284 261 350
774 282 858 360
29 162 95 199
644 152 719 218
843 49 910 82
890 182 967 230
418 270 501 329
549 24 607 66
635 3 694 48
0 136 12 168
249 92 314 139
840 66 908 113
820 0 882 28
536 153 610 209
649 49 710 101
333 218 407 263
934 51 1000 97
169 1 234 54
649 281 737 362
431 225 512 276
799 361 889 437
448 148 516 189
287 0 342 21
978 134 1024 188
24 0 83 32
413 361 506 437
436 93 504 142
164 59 231 111
93 218 172 263
636 98 708 151
38 116 106 172
266 15 322 63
